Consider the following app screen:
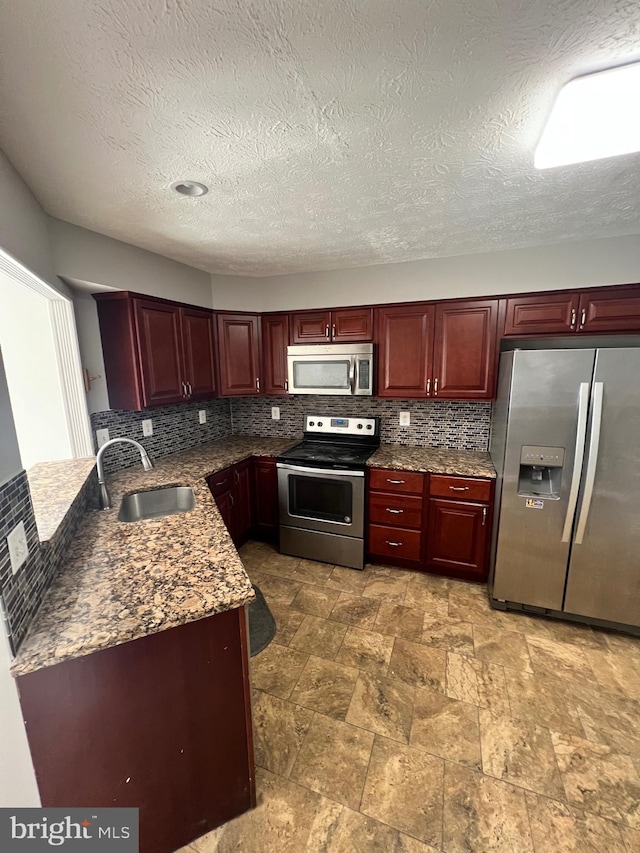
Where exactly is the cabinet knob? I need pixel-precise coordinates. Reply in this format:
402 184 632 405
482 507 487 526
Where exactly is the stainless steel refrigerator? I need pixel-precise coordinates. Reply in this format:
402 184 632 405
489 348 640 632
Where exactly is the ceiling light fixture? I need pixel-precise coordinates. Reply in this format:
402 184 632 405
170 180 209 197
534 61 640 169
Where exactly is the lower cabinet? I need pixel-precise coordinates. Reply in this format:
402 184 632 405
207 457 279 545
252 457 279 539
367 469 426 569
232 460 253 546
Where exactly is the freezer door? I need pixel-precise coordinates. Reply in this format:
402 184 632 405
564 348 640 627
492 349 596 609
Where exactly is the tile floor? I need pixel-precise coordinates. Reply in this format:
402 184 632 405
182 541 640 853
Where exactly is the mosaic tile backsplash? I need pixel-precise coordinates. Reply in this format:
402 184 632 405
90 398 233 473
230 396 492 451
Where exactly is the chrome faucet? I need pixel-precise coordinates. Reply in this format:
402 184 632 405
96 438 154 509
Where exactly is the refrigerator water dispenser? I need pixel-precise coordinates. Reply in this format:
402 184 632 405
518 446 565 500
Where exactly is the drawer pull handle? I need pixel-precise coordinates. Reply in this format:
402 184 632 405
449 486 470 491
386 541 403 547
214 480 228 487
386 508 403 514
387 479 405 484
482 507 487 526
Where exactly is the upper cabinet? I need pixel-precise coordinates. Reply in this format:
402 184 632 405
503 286 640 337
290 307 373 343
376 299 498 400
216 313 261 396
95 292 216 410
261 314 289 395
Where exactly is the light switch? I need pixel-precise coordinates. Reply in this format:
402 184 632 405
199 410 207 424
399 411 411 426
271 407 280 420
142 419 153 437
96 428 110 447
7 522 28 575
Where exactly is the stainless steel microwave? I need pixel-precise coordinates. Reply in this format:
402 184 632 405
287 343 374 396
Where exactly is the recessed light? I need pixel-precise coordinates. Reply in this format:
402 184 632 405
535 61 640 169
170 180 209 197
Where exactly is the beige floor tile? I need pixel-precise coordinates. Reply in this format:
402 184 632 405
446 652 510 715
346 671 415 743
308 807 439 852
292 558 335 585
290 713 374 809
290 655 359 719
448 584 499 627
256 551 303 581
190 767 342 852
290 584 340 618
250 643 308 699
526 634 595 682
404 581 449 618
568 678 640 757
552 730 640 827
269 603 305 646
479 708 565 798
362 573 409 604
620 824 640 852
360 735 444 847
443 762 534 852
421 616 475 656
329 592 380 629
252 691 313 777
388 638 446 691
335 625 395 675
583 646 640 702
474 624 533 672
250 571 302 606
504 667 584 737
411 687 481 769
525 791 628 853
374 601 425 641
289 613 348 659
325 565 370 595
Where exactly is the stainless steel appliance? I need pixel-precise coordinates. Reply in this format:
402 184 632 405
277 415 380 569
490 348 640 633
287 343 374 396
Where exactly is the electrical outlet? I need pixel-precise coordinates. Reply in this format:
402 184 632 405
271 406 280 420
142 419 153 437
7 522 28 575
399 411 411 426
199 410 207 424
96 428 110 448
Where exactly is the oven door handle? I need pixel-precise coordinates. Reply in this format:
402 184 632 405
277 463 365 478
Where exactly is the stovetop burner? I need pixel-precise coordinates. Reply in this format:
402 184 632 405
277 414 380 470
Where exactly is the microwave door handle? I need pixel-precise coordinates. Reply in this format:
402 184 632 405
349 357 356 394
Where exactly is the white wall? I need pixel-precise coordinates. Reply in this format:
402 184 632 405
0 349 22 485
211 234 640 312
0 275 73 468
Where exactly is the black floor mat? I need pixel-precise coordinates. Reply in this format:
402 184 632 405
248 584 277 657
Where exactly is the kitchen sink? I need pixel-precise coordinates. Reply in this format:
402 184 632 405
118 486 196 522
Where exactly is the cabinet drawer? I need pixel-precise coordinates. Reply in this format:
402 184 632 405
369 469 424 495
207 466 234 497
368 492 423 530
429 475 492 502
369 525 421 562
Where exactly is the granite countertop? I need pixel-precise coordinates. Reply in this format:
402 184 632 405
368 445 496 479
12 436 297 677
27 458 97 542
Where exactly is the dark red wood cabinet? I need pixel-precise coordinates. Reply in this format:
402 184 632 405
367 468 426 569
290 307 373 343
578 285 640 333
95 292 217 410
216 313 261 396
261 313 289 395
232 459 253 546
433 300 498 399
252 457 279 538
16 608 255 853
376 304 435 397
503 293 579 337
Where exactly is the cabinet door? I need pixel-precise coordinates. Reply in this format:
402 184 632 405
331 307 374 342
133 298 185 407
503 293 579 336
216 314 261 396
433 300 498 399
214 489 234 535
233 460 253 546
261 314 289 395
427 499 489 577
290 310 332 343
180 307 216 400
376 304 435 398
252 457 279 537
578 286 640 333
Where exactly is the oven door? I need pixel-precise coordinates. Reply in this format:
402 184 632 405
277 464 365 537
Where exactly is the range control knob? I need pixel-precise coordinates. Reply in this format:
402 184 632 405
309 421 315 426
317 421 323 427
366 424 373 430
357 423 363 429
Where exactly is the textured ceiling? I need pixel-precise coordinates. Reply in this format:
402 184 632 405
0 0 639 277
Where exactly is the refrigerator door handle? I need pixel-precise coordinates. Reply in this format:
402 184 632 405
561 382 591 542
574 382 604 545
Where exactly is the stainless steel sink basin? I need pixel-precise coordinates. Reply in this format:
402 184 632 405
118 486 196 522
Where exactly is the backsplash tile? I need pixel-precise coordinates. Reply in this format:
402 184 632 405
90 399 233 473
230 396 491 451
